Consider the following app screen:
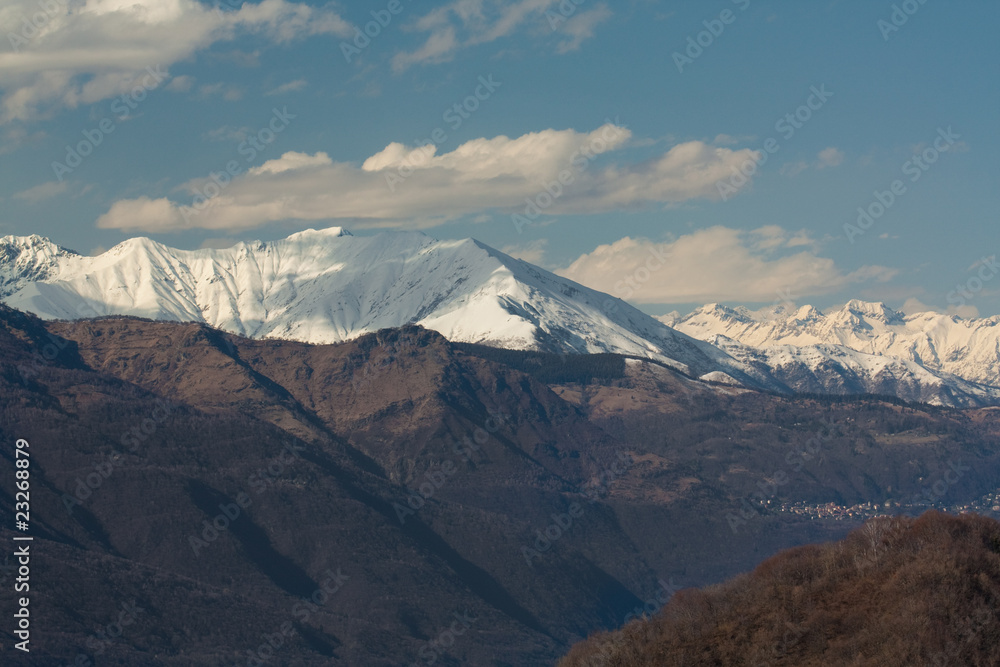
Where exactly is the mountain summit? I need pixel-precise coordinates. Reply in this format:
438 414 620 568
0 227 755 384
666 300 1000 389
4 227 1000 407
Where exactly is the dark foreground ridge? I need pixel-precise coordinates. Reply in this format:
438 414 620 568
2 305 1000 664
559 511 1000 666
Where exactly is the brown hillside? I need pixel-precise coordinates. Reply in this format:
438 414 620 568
560 511 1000 666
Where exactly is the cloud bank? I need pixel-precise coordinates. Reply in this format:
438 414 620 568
96 125 759 232
557 226 896 304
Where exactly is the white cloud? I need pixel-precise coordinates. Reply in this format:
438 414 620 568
899 297 938 315
248 150 332 175
12 180 68 203
164 74 194 92
202 125 252 142
391 26 459 73
501 239 548 265
95 126 760 232
816 146 844 168
265 78 307 96
557 226 896 304
555 5 612 54
198 82 244 101
0 125 46 154
780 160 809 177
0 0 352 122
782 147 844 177
391 0 609 72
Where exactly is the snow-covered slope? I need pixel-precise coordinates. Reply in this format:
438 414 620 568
0 228 767 385
706 334 1000 408
6 229 998 406
660 301 1000 406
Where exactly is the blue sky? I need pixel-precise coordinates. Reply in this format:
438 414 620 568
1 0 997 318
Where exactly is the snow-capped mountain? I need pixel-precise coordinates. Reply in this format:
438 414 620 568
661 301 1000 406
4 228 998 406
0 228 765 386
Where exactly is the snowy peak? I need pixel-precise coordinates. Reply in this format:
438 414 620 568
0 234 78 295
0 227 768 386
835 299 906 326
6 226 1000 406
284 226 354 242
667 298 1000 403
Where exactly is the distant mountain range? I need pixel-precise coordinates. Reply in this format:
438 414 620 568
2 228 999 407
663 301 1000 407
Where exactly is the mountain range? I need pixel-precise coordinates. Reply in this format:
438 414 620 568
663 301 1000 406
2 228 999 407
5 304 1000 664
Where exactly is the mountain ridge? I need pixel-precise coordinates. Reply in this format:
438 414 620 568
663 300 1000 406
2 227 998 407
0 227 774 389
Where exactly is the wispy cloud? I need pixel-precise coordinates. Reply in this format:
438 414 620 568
202 125 253 142
501 239 549 265
265 79 308 96
0 0 352 122
782 147 845 177
198 82 244 101
816 146 844 168
13 180 68 203
556 5 612 54
391 0 610 72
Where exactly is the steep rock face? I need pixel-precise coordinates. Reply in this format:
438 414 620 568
0 228 766 386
